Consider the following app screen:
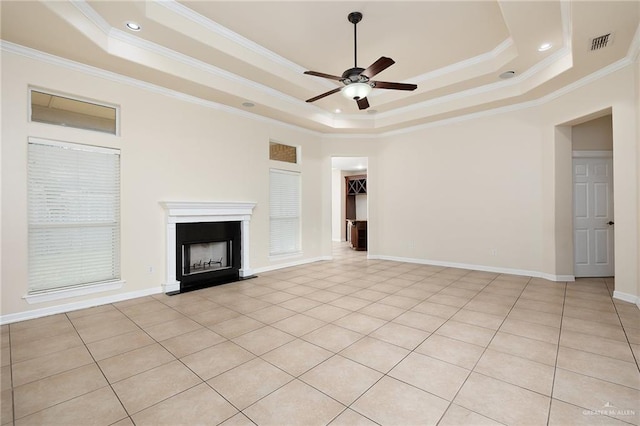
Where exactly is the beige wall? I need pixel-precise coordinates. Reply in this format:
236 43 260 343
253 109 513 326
2 49 639 321
542 65 638 300
1 51 325 318
636 57 640 302
572 115 613 151
376 111 545 272
325 65 638 300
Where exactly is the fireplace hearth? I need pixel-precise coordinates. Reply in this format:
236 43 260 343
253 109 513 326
160 201 256 294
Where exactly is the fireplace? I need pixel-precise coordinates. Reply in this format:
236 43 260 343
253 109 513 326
160 202 256 294
176 221 241 292
182 241 231 276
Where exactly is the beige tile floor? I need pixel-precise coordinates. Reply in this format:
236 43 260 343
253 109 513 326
2 243 639 425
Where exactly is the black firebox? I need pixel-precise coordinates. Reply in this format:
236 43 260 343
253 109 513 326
176 221 241 292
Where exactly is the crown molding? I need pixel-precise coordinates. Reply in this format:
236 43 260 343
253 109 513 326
72 0 111 35
68 1 314 110
0 41 323 137
411 38 514 84
2 37 633 139
150 0 335 92
107 28 308 109
154 0 307 76
378 43 572 122
380 56 632 137
627 23 640 61
37 0 625 135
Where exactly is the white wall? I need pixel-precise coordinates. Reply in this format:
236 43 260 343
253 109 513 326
331 168 342 241
1 50 326 320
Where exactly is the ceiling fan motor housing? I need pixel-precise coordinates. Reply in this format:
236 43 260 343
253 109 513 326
342 67 367 84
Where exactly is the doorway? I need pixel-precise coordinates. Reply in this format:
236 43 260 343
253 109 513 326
571 115 614 278
331 157 368 249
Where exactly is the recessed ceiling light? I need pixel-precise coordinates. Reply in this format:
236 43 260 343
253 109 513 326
242 102 255 108
125 21 141 31
538 42 552 52
367 109 378 114
334 109 341 113
499 70 516 79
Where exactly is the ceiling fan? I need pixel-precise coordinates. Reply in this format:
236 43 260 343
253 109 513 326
304 11 417 110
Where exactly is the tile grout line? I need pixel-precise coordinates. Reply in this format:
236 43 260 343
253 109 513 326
432 274 532 426
553 278 640 425
220 263 436 425
6 249 639 426
546 278 568 426
7 324 15 426
108 299 254 424
609 283 640 372
65 309 133 425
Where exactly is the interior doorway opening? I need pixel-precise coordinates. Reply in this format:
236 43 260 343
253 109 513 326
570 114 615 279
331 157 368 251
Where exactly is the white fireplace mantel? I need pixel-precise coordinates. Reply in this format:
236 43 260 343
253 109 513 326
160 201 256 293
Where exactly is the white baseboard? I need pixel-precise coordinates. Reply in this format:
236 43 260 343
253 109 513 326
368 254 575 282
539 273 576 282
613 290 640 307
253 256 332 274
1 257 334 325
1 286 163 325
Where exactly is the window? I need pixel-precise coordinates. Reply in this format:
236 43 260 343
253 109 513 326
30 89 118 135
269 141 298 164
28 138 121 294
269 169 301 256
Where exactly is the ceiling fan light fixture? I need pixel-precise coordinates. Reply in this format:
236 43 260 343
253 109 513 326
342 83 372 100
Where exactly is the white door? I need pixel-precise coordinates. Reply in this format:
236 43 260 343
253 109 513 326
573 155 614 277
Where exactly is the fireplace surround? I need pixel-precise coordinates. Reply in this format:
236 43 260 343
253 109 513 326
160 202 256 294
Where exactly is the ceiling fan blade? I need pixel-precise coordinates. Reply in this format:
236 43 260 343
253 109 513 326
361 57 395 79
356 97 370 110
304 71 344 81
306 87 342 103
372 81 418 91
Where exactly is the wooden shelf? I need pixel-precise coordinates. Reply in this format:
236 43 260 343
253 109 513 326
348 220 367 251
345 174 367 250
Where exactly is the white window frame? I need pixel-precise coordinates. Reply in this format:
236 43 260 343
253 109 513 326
269 168 302 259
269 140 301 164
25 137 123 303
29 87 120 136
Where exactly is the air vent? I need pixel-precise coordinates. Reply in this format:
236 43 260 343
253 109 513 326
590 33 611 51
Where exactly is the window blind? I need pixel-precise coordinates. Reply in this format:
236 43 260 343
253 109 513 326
269 169 301 256
28 138 121 293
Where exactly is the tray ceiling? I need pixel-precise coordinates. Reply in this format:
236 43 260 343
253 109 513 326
1 1 638 134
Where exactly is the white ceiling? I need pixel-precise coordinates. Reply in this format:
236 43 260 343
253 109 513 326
1 1 638 134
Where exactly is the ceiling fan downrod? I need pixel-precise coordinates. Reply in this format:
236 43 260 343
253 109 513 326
348 12 363 68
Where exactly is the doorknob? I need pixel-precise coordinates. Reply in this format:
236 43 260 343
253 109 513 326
607 221 615 225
